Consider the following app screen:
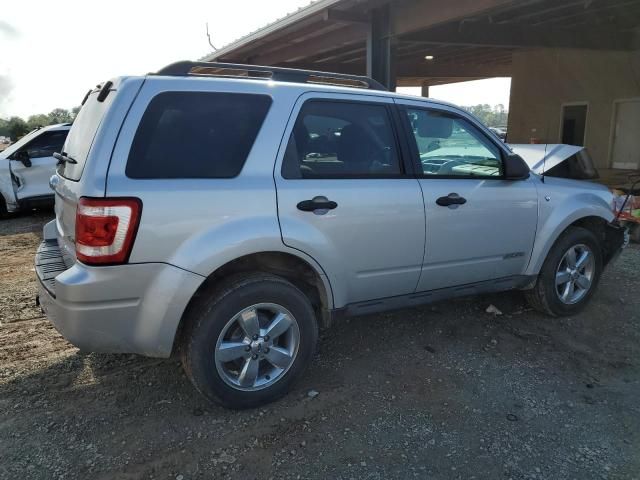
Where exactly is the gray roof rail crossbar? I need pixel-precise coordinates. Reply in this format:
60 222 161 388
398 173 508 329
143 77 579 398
155 60 387 91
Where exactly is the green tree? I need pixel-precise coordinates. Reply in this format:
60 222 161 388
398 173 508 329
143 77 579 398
0 118 9 137
1 105 80 141
48 108 74 124
462 104 508 127
26 113 50 130
7 117 28 140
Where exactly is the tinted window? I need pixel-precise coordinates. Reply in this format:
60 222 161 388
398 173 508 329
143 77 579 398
127 92 272 179
60 90 114 181
23 130 68 158
406 108 503 177
282 101 401 179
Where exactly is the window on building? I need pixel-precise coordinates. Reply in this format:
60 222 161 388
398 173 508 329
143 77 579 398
560 104 588 147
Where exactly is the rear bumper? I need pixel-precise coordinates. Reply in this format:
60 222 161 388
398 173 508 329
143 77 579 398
36 240 204 358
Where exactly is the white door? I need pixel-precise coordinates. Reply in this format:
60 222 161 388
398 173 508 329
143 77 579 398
10 129 67 201
611 100 640 170
396 102 538 292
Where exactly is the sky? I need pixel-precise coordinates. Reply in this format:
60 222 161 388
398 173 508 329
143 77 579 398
0 0 510 119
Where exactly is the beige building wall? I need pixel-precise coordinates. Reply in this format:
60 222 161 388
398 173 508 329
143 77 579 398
508 48 640 168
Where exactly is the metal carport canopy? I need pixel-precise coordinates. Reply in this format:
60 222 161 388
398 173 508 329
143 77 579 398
202 0 640 89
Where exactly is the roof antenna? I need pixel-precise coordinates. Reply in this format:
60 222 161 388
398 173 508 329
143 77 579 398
540 132 548 183
540 96 556 184
540 52 562 183
533 125 549 183
206 23 218 51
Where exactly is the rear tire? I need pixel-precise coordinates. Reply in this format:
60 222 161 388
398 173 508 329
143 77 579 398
181 273 318 409
525 226 603 317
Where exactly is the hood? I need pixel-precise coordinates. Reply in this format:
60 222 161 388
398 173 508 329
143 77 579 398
508 144 599 180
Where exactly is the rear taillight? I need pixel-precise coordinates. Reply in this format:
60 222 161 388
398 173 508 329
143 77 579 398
75 197 142 265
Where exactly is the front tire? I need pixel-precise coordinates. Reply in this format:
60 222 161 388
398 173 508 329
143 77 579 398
525 226 603 316
181 273 318 409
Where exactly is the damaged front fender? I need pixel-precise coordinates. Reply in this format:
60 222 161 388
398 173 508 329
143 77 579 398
0 159 18 212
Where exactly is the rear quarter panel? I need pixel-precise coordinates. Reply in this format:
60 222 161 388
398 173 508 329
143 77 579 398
104 78 334 305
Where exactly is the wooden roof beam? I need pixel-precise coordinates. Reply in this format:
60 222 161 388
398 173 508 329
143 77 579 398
250 24 368 65
279 61 512 78
393 0 517 36
323 8 369 24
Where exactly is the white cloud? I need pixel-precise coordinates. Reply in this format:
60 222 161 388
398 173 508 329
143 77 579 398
0 20 20 39
0 75 15 113
0 0 310 117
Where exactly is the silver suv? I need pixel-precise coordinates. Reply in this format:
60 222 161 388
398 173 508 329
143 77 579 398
36 62 625 408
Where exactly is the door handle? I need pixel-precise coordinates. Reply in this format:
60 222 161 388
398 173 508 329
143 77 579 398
436 193 467 207
297 197 338 212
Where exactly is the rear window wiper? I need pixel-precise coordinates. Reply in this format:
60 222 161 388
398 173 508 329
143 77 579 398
53 152 78 165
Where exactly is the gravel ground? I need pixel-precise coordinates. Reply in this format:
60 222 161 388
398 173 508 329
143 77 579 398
1 211 639 480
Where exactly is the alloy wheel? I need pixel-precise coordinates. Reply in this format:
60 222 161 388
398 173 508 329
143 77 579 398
214 303 300 391
555 243 595 305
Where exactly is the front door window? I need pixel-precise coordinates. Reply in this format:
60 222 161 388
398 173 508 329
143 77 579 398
406 108 503 177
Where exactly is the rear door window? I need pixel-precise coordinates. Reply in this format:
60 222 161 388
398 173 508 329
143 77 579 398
281 100 402 179
126 92 272 179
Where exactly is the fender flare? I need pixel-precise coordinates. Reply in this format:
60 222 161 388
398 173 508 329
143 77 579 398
525 193 614 275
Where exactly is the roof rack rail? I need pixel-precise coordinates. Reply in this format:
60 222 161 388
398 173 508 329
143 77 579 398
155 60 387 91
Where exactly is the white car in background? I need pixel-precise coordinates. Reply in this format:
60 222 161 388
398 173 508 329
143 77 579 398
0 124 70 217
489 126 507 140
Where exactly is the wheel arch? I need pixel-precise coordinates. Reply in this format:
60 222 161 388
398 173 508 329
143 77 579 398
526 213 613 276
172 251 333 355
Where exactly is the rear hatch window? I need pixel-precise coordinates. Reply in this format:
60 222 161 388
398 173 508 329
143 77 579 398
59 85 116 181
125 91 272 178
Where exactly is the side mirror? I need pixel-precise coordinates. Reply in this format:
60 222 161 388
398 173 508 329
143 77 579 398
14 150 32 168
503 153 530 180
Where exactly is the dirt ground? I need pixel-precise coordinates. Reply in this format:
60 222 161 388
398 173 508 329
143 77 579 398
1 211 639 480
